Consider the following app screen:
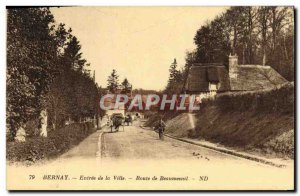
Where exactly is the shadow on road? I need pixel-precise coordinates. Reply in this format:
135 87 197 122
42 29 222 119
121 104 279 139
105 131 120 134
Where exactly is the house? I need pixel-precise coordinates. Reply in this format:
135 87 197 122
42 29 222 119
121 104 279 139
184 55 288 99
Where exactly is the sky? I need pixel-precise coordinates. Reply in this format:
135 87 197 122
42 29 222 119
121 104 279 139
50 7 227 90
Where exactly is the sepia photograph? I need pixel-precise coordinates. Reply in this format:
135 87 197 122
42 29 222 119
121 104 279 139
6 6 295 191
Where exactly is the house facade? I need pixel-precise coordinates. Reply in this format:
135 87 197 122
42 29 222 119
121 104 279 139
184 55 288 99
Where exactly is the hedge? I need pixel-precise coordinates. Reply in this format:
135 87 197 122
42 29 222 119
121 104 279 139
214 82 294 114
7 122 95 164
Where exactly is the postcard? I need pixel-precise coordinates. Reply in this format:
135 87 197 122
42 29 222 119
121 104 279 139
6 6 295 191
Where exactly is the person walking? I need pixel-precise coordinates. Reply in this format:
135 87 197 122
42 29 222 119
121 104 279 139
157 119 166 140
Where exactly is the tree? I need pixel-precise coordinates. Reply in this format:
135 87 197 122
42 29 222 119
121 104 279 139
107 69 119 93
239 6 259 64
194 14 230 64
165 58 184 94
257 6 272 65
47 74 71 129
168 58 178 83
269 7 290 53
194 24 213 63
193 6 294 81
47 30 98 126
62 36 87 71
121 78 132 94
7 8 101 139
7 8 58 140
185 50 197 66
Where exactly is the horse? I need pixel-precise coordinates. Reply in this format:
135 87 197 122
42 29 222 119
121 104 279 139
109 115 124 132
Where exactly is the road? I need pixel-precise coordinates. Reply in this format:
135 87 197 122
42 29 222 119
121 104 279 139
7 120 294 190
102 123 246 162
61 120 290 166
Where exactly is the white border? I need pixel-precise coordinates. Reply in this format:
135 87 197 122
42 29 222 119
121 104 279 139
0 1 298 195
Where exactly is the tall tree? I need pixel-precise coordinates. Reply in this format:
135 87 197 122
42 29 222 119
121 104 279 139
258 6 272 65
7 7 101 138
194 24 213 63
7 8 58 140
194 14 230 64
240 6 258 64
168 58 178 82
107 69 119 93
225 7 245 56
193 6 294 81
62 36 87 71
269 7 289 53
121 78 132 94
165 58 184 94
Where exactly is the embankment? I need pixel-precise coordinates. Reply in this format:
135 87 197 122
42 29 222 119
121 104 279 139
145 82 294 159
7 122 96 165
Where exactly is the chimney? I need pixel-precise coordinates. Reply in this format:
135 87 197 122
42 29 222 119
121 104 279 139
228 54 238 79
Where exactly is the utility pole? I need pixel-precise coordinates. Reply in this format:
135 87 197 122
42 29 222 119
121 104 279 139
93 70 95 82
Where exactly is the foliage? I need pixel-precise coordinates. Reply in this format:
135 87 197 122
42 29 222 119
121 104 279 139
7 8 58 140
7 8 100 140
262 129 294 159
215 82 294 114
192 6 294 81
164 58 185 94
132 89 161 95
47 70 99 129
62 36 87 71
192 83 294 159
107 69 119 93
121 78 132 94
7 122 95 164
145 83 294 159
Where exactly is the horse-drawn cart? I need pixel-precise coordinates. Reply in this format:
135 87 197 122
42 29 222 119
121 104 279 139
108 113 124 132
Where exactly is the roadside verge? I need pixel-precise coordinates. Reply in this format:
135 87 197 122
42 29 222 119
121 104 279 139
140 125 288 168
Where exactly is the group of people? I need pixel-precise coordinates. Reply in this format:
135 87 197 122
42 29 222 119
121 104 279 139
107 113 166 140
107 113 134 132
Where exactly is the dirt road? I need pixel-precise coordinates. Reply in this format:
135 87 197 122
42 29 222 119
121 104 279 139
7 121 294 190
61 121 290 167
102 124 248 162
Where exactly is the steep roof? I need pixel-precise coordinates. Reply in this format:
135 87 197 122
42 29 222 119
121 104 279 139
185 64 288 93
230 65 288 91
185 65 230 92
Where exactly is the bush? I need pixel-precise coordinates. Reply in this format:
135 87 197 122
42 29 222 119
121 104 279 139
7 122 95 164
144 115 160 128
262 129 294 159
215 82 294 114
24 118 40 137
143 111 184 128
191 83 294 159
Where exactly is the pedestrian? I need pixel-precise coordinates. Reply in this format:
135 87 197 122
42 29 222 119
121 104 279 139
158 118 166 140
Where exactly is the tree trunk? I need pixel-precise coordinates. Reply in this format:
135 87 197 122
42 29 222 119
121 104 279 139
242 47 246 64
233 27 237 55
262 46 266 66
283 34 289 61
53 109 57 130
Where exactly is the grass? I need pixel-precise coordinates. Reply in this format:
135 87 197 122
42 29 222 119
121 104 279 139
144 83 294 159
7 122 95 165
